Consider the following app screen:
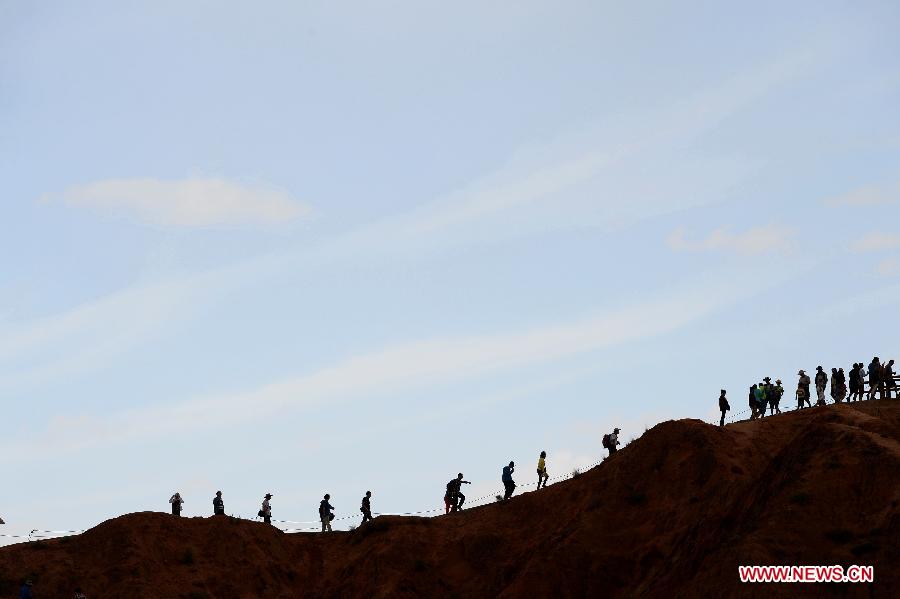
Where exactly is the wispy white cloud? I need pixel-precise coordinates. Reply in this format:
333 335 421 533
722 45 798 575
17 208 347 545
851 232 900 252
667 225 794 255
47 177 309 227
825 182 900 206
0 277 744 461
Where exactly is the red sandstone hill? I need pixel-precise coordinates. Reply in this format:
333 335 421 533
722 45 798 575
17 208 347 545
2 401 899 598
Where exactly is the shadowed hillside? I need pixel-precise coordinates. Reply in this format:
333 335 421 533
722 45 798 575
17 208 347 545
2 401 898 598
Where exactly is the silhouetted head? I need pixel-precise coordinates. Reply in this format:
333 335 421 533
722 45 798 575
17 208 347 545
751 384 757 389
509 461 515 468
817 366 823 371
324 493 330 500
457 473 464 480
798 370 805 375
720 389 726 395
889 360 895 366
216 491 222 496
540 450 546 458
366 491 371 497
776 379 781 384
832 368 837 373
614 427 620 433
764 377 771 382
264 493 273 499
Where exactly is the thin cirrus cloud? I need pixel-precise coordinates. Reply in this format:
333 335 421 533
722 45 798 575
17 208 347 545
824 181 900 206
47 177 310 228
0 276 747 460
667 225 794 255
850 232 900 253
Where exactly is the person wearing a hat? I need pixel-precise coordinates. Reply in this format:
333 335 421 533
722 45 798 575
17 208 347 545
19 579 33 599
319 494 334 532
771 379 784 415
213 491 225 516
607 427 621 455
814 366 828 405
797 370 811 409
169 492 184 517
261 493 273 525
718 390 730 426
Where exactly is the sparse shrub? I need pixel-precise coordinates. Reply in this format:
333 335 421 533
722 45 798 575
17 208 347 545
495 495 503 503
180 547 196 565
789 492 811 506
571 468 581 479
824 529 854 545
348 525 357 531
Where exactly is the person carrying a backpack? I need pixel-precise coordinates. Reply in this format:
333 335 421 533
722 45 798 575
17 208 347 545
444 473 471 513
260 493 273 525
360 491 373 525
603 428 620 455
169 492 184 517
537 451 549 488
320 494 334 532
718 390 730 426
502 461 516 500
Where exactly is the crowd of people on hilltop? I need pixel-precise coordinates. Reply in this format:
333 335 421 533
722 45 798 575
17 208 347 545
718 356 897 425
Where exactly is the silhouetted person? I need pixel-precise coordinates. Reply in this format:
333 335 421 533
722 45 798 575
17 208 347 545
537 451 549 488
771 380 784 415
360 491 373 525
814 366 827 405
445 473 471 513
169 492 184 516
884 359 897 399
320 494 334 532
19 580 33 599
718 390 730 426
868 357 882 400
749 384 759 419
213 491 224 516
849 364 862 401
260 493 273 525
502 461 516 500
797 370 811 408
604 427 620 455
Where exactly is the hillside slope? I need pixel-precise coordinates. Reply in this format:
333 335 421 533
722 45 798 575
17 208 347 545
2 401 899 598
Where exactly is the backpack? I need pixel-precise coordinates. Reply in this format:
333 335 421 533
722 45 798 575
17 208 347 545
602 434 611 449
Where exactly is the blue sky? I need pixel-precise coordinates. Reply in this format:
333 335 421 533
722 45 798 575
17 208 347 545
2 0 899 540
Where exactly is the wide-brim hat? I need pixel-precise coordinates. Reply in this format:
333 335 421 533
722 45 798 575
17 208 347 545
798 370 805 375
764 377 771 382
613 427 620 432
264 493 273 499
776 379 781 383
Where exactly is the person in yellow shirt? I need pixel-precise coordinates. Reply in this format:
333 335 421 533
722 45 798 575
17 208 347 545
537 451 549 489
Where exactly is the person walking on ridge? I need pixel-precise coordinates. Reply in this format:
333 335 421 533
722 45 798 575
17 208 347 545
537 451 549 488
213 491 225 516
884 359 897 399
445 473 471 513
815 366 828 405
260 493 273 525
502 461 516 500
320 494 334 532
749 384 760 419
169 492 184 517
849 363 862 402
360 491 373 525
718 390 730 426
603 428 620 455
797 370 811 409
868 357 883 400
770 380 783 415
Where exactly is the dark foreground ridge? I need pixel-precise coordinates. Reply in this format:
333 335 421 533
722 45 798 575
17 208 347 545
2 402 899 598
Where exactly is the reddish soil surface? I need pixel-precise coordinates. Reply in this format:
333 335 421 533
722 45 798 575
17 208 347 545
2 401 898 598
